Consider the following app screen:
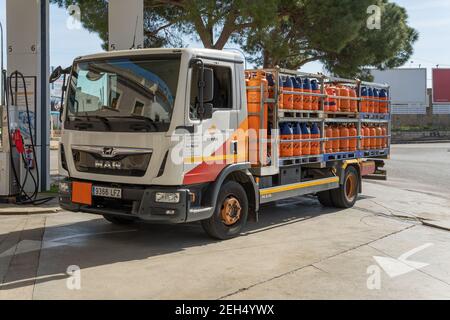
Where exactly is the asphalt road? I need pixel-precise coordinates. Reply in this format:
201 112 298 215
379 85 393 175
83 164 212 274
1 143 449 299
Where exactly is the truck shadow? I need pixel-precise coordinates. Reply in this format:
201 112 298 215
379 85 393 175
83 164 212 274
0 195 344 292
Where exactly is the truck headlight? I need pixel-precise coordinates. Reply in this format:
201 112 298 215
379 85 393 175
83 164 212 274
59 182 70 194
155 192 180 203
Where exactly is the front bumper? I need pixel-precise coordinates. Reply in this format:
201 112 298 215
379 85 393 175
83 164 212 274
59 178 213 223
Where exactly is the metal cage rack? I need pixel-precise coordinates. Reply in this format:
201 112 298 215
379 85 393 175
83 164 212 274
245 68 391 177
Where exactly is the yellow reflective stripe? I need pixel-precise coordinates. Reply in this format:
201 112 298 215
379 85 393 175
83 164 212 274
260 177 339 196
184 154 246 164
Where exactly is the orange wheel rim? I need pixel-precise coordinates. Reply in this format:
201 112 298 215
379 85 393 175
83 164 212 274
220 196 242 226
345 174 357 202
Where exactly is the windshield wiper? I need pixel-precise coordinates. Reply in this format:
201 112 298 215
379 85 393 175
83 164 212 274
108 115 158 131
72 115 112 130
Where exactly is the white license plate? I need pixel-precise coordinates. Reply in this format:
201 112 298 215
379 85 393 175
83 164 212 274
92 186 122 199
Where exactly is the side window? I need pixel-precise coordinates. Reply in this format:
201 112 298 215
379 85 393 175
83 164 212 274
190 65 233 119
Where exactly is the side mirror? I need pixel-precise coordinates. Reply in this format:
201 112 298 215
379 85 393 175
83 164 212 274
197 68 214 120
50 66 62 84
202 68 214 102
190 59 215 120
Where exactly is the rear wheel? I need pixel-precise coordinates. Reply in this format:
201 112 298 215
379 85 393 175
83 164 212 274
103 215 134 225
317 190 335 207
329 166 360 208
201 181 249 240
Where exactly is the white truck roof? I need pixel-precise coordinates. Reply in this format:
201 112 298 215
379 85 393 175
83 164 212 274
75 48 243 63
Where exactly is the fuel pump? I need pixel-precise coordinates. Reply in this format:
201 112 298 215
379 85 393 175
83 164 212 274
1 70 53 204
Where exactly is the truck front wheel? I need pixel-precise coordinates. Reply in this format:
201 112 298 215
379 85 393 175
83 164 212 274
201 181 249 240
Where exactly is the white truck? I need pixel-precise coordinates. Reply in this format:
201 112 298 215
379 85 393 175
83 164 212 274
54 48 390 239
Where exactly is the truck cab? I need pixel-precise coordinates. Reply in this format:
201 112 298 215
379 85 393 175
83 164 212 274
58 48 255 238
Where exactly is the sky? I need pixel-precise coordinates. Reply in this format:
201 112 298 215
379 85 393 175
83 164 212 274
1 0 449 87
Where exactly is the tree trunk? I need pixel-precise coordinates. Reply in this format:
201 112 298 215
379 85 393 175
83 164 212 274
263 50 271 68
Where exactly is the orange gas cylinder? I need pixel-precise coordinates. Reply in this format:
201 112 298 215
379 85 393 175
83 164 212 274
333 86 341 111
338 86 350 112
375 126 383 149
360 126 366 150
349 88 358 112
363 126 371 150
311 80 320 111
292 123 302 157
245 72 250 102
348 125 357 151
373 88 380 113
268 74 283 109
303 78 312 110
278 76 284 109
247 71 269 164
279 123 293 158
339 125 349 152
292 77 303 110
301 124 311 155
331 125 340 153
247 71 269 103
381 126 388 148
310 123 321 155
379 89 388 114
282 76 294 109
325 86 337 112
325 126 333 153
369 126 377 150
368 88 375 113
360 87 369 113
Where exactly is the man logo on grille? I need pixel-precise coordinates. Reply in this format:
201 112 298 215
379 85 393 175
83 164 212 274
102 147 115 157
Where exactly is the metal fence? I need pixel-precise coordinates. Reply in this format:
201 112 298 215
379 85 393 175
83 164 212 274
391 104 427 115
432 105 450 115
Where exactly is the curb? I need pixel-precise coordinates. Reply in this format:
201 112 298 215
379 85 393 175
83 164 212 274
422 220 450 232
0 207 62 216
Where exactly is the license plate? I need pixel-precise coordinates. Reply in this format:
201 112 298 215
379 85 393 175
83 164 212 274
92 186 122 199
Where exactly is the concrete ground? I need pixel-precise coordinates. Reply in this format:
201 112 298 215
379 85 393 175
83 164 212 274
0 143 449 299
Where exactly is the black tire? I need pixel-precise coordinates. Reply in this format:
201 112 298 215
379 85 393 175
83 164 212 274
103 214 134 225
330 166 360 208
317 190 335 207
201 181 249 240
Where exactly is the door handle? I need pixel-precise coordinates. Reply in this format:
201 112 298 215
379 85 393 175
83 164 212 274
231 140 238 155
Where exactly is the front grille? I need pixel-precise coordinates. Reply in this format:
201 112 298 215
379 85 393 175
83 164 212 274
91 198 136 214
73 150 151 177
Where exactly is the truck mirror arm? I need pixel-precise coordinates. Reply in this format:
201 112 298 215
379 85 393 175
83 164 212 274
190 58 205 120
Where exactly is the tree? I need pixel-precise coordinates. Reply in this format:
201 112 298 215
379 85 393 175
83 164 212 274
51 0 417 78
240 0 418 78
51 0 279 50
143 0 279 49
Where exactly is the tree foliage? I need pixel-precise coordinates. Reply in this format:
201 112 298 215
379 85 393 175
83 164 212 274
51 0 418 78
143 0 279 49
240 0 418 78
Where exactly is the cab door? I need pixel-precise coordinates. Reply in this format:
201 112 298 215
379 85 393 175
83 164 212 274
182 59 240 185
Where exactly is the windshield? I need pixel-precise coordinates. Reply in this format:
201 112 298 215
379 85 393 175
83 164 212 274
65 55 181 132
